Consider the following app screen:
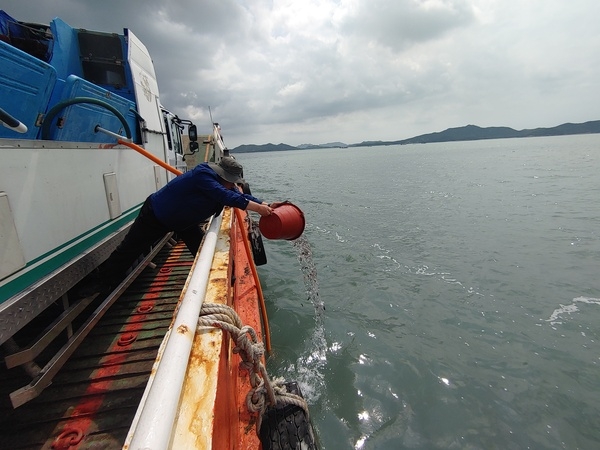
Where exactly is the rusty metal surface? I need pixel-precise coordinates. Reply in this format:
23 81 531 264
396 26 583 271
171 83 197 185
170 208 232 450
171 208 264 450
0 241 194 450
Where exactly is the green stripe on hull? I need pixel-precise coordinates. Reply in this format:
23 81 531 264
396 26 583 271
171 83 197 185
0 205 141 304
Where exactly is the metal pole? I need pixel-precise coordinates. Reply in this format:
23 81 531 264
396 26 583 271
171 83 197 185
125 212 223 449
94 125 132 142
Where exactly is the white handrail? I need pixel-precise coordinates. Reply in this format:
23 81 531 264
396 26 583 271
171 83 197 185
125 212 223 449
0 107 28 133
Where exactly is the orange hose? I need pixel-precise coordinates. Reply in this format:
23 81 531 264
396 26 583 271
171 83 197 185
117 139 182 176
118 139 271 352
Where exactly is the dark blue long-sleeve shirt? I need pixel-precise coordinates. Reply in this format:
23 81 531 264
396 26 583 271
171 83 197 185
149 162 262 231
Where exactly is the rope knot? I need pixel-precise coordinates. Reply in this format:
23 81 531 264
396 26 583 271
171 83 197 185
198 303 311 435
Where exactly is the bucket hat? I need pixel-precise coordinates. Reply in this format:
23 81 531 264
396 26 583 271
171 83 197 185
208 157 244 183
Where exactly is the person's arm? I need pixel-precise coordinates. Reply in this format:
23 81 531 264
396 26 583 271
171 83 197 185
246 200 272 216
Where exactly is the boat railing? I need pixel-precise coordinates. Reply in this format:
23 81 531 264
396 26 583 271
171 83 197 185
125 213 223 448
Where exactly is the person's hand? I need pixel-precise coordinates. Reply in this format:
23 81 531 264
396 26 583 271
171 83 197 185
258 203 273 216
268 201 286 209
246 200 272 216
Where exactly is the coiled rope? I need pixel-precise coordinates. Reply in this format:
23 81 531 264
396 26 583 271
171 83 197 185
198 302 310 432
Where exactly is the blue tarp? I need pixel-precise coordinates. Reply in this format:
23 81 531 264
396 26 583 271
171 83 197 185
0 10 52 61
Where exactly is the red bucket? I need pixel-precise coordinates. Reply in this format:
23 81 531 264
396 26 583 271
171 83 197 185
259 202 305 240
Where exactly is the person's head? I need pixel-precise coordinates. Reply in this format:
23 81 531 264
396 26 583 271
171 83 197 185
208 157 244 187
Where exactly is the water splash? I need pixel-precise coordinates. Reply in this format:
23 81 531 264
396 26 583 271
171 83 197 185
286 235 327 403
292 235 324 315
546 296 600 325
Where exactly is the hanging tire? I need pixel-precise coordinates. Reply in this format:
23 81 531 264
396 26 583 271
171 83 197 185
241 181 268 266
249 220 267 266
241 181 252 195
259 382 318 450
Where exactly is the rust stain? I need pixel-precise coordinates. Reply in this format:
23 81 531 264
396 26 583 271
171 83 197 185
244 415 257 434
177 324 189 334
210 275 227 285
170 208 235 448
187 331 219 367
171 206 265 448
177 330 222 448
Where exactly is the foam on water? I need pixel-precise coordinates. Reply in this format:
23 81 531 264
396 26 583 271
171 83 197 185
546 296 600 325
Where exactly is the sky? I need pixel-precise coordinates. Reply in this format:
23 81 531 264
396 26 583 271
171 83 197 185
2 0 599 147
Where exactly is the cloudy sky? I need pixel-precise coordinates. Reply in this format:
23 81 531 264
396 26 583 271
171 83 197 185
3 0 599 147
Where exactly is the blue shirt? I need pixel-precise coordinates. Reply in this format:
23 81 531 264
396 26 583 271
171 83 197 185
149 162 262 231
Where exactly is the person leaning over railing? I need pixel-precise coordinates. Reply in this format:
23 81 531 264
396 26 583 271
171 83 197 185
78 157 284 297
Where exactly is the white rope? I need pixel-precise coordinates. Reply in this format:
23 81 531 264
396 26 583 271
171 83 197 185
198 303 310 432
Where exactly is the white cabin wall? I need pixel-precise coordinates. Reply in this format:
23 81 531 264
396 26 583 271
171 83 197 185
0 142 160 263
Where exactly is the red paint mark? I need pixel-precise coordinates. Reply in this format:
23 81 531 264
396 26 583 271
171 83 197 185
136 304 154 313
51 427 83 448
50 245 190 447
117 333 137 346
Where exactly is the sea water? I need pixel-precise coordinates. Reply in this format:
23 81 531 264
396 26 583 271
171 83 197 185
239 134 600 449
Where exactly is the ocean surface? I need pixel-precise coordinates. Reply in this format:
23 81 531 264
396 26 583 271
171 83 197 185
238 134 600 450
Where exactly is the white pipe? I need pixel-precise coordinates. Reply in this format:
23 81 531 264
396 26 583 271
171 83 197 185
0 119 27 133
126 212 223 449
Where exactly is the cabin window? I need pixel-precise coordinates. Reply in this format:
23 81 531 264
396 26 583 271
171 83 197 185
163 115 173 151
78 30 126 87
170 120 183 154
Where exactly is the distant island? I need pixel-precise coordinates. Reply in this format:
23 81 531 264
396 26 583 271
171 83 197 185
232 120 600 153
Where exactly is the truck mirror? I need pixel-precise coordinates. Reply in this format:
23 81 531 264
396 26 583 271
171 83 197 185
189 141 199 152
188 124 198 142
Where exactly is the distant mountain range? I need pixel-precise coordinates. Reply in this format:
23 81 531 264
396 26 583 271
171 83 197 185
232 120 600 153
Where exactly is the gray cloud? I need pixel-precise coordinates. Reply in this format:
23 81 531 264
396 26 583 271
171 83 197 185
342 0 475 51
2 0 599 146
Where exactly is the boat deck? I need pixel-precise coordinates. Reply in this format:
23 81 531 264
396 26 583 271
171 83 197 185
0 240 193 449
